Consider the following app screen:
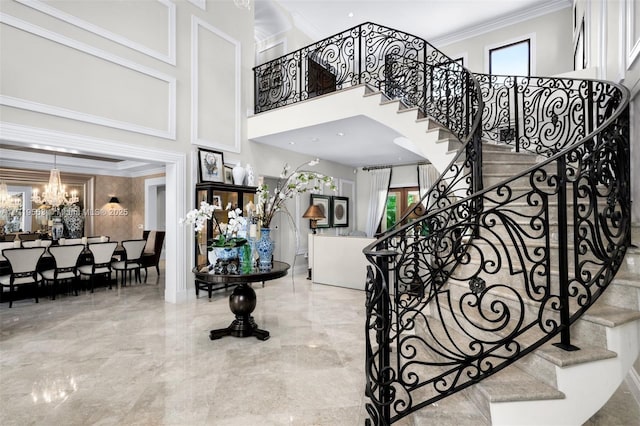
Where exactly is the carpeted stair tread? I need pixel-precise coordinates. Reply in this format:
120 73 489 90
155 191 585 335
535 343 617 367
402 390 490 425
581 303 640 328
476 366 565 403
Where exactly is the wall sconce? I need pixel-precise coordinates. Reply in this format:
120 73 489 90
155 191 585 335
303 204 325 235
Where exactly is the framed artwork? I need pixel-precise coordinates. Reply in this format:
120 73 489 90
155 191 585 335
212 195 222 209
331 196 349 227
310 194 330 228
224 165 233 184
198 149 224 183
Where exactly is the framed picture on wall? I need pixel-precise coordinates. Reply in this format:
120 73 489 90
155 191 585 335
331 196 349 227
224 165 234 184
198 149 224 183
310 194 330 228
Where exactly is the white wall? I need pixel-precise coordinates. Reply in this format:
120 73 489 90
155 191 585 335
0 0 354 302
437 7 573 77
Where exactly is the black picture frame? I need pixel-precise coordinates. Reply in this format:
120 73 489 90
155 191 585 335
331 196 349 227
310 194 330 228
198 149 224 183
223 165 234 184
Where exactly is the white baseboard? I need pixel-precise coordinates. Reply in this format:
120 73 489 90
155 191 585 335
626 367 640 407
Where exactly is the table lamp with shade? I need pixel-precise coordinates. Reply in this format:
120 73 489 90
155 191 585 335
302 204 325 234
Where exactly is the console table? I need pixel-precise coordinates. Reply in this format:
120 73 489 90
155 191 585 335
193 261 290 341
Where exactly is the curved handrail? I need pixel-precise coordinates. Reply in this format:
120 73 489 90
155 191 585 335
363 72 630 424
252 21 631 425
254 22 486 235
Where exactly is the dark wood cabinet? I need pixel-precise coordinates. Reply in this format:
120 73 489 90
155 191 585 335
194 182 256 267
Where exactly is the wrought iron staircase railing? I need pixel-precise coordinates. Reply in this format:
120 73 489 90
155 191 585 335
253 22 631 426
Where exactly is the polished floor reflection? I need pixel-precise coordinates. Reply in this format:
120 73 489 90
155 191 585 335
1 267 638 425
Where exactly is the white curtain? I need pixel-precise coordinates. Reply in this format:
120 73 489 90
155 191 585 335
418 164 439 207
365 168 392 238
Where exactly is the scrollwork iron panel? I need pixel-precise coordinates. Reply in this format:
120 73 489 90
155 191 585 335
254 21 630 426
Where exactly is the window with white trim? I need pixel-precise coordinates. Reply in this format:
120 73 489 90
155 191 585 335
489 39 531 77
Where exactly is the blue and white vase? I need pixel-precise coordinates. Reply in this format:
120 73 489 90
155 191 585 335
256 228 274 270
214 247 238 261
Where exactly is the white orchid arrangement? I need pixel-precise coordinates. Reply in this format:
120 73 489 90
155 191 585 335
179 200 217 232
256 158 337 228
220 206 247 239
180 201 248 248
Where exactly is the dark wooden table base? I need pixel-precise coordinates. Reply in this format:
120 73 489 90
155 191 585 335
209 282 270 341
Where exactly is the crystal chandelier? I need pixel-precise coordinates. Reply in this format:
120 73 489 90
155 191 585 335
0 180 20 210
234 0 250 10
31 155 79 207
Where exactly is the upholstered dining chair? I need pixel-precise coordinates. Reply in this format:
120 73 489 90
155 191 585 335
87 236 110 243
60 238 84 245
141 230 165 281
0 241 16 261
41 244 84 300
78 242 117 292
0 247 46 308
17 233 40 242
22 240 53 248
111 239 147 286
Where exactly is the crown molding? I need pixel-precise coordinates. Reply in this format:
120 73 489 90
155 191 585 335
432 0 571 47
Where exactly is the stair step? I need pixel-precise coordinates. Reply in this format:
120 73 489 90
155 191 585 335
581 303 640 328
464 365 564 421
482 142 518 153
482 160 546 174
477 367 565 403
435 136 462 151
403 390 490 425
482 151 540 163
535 342 617 367
426 126 454 140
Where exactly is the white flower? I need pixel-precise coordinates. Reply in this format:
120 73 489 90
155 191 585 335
255 158 337 228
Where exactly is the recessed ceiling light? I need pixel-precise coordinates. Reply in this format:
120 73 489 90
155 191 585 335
337 132 345 137
289 141 295 145
311 137 320 142
347 12 354 18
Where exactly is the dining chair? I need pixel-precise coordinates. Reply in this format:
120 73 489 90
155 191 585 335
78 242 118 292
61 238 83 245
0 241 16 261
22 240 53 248
41 244 84 300
0 247 46 308
141 230 165 281
17 233 40 242
111 239 147 286
87 236 110 243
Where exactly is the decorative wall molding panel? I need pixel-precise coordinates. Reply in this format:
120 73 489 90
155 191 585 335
190 15 241 153
16 0 177 65
627 0 640 68
187 0 206 11
0 14 176 140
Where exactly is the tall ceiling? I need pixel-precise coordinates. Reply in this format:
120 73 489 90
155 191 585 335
250 0 571 168
260 0 568 45
1 0 571 176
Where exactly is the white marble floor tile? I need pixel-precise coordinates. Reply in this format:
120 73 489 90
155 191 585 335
0 267 638 425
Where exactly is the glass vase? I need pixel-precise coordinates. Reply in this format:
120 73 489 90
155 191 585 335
256 228 274 270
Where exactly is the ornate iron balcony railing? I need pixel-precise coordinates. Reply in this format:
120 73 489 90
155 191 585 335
253 22 631 426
